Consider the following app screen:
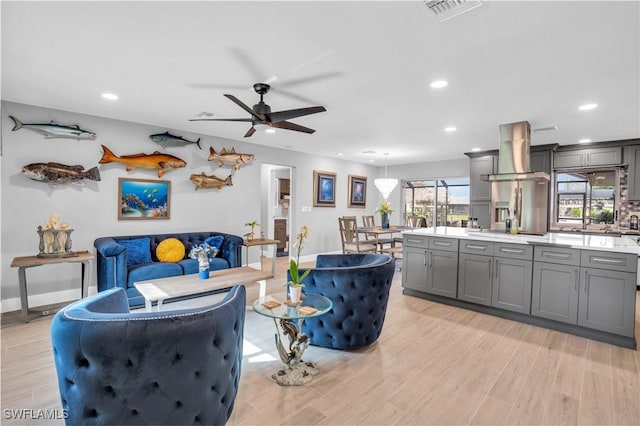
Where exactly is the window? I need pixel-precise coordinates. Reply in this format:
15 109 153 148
554 170 617 227
403 178 470 227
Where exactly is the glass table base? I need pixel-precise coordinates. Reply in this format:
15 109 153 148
271 361 319 386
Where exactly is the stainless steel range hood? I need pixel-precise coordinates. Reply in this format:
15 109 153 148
488 120 550 234
488 121 550 182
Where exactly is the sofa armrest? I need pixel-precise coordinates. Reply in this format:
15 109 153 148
220 234 243 268
94 237 127 292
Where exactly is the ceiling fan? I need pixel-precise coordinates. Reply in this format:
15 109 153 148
189 83 326 137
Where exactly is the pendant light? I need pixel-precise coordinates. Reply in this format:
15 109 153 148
374 153 398 199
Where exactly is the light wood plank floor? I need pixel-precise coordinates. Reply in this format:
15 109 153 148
2 257 639 425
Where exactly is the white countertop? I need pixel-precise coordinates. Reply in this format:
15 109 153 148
403 227 640 255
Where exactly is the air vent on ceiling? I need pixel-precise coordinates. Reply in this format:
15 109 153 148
424 0 485 22
533 126 560 133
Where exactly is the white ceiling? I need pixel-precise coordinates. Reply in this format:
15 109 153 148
2 1 639 166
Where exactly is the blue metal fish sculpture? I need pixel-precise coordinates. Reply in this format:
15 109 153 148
9 116 96 140
149 131 201 149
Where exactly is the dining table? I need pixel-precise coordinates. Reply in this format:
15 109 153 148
356 225 415 255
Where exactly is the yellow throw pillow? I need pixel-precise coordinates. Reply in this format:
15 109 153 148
156 238 185 263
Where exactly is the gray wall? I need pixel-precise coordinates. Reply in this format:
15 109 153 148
1 101 388 311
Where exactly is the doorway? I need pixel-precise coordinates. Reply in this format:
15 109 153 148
261 164 294 259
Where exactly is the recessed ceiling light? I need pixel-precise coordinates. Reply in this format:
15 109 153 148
369 159 375 163
362 150 377 154
471 147 481 152
102 92 119 100
265 128 276 134
337 153 344 157
579 138 592 144
430 80 448 89
445 126 457 132
578 103 598 111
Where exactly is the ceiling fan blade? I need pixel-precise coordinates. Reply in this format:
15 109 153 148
188 83 249 90
189 118 253 122
266 106 326 123
244 127 256 138
278 71 342 88
271 121 316 134
224 94 265 121
268 88 321 105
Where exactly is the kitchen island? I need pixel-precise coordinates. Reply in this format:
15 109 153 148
402 227 638 348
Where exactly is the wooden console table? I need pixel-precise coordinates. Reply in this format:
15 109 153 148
10 251 94 322
243 238 280 276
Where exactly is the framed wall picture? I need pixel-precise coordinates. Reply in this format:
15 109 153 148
118 178 171 220
348 174 367 208
313 170 336 207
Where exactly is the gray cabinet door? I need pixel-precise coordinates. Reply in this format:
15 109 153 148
578 268 636 337
427 250 459 298
492 257 533 314
402 247 428 292
627 145 640 200
470 201 491 229
585 147 622 166
470 155 494 201
458 253 492 306
531 262 579 324
530 151 551 174
554 151 585 168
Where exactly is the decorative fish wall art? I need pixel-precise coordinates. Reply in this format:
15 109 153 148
22 162 101 185
9 116 97 140
99 145 186 178
208 147 255 170
149 131 202 150
189 173 233 191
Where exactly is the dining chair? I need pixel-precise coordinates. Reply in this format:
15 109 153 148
362 215 395 251
338 216 377 254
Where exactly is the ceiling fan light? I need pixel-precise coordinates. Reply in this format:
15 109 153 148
253 123 268 131
374 178 398 200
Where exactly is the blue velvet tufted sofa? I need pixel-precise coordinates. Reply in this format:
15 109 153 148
290 253 396 349
51 285 245 426
95 232 243 307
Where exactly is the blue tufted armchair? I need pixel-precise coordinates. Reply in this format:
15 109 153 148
290 254 395 349
50 285 245 426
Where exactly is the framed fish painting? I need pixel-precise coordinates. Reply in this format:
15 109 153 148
118 178 171 220
313 170 336 207
348 174 367 208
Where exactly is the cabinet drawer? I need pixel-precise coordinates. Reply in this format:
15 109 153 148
429 237 458 252
403 234 429 248
460 240 494 255
494 243 532 260
580 250 638 273
534 246 581 266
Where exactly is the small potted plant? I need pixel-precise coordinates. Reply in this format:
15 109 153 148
244 220 260 241
376 200 394 229
287 225 311 303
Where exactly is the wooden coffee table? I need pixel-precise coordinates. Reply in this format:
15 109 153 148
134 266 273 312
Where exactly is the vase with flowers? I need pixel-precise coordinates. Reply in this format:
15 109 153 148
189 243 219 279
376 200 394 229
287 225 311 303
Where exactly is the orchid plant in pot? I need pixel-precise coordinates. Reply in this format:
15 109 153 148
244 220 259 241
287 225 311 303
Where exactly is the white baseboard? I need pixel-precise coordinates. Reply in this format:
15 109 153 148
1 286 98 314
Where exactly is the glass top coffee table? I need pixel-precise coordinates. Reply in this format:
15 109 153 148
253 293 332 386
